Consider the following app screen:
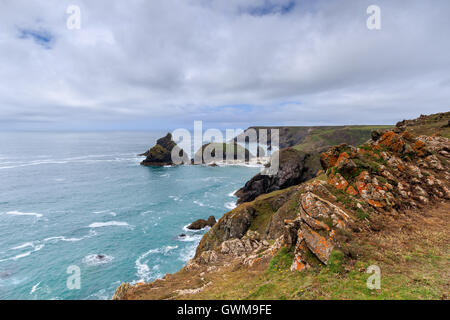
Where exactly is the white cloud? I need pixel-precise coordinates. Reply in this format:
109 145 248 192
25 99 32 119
0 0 449 130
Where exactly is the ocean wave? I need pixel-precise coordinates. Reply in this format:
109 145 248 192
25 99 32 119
135 246 177 282
0 243 44 263
228 190 238 197
88 221 133 229
82 254 114 266
6 211 43 218
178 243 198 263
193 200 206 207
30 282 41 294
43 231 96 243
200 176 227 182
177 233 203 242
10 242 34 250
182 224 211 232
0 154 141 170
86 288 110 300
92 210 117 216
224 202 237 210
193 200 215 208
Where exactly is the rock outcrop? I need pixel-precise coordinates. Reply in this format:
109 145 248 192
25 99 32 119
115 112 450 300
193 142 255 164
140 133 189 166
192 128 449 273
234 148 321 204
187 216 217 230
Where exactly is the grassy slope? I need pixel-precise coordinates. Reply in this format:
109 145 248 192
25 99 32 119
235 125 393 150
187 201 449 300
124 185 448 300
292 125 393 152
400 112 450 139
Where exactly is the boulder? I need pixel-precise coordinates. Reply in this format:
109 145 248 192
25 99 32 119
187 216 216 230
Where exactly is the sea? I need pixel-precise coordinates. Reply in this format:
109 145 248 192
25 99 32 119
0 132 261 300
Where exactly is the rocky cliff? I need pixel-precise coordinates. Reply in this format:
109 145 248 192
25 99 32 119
116 112 450 300
234 125 393 151
140 133 189 166
193 142 256 164
234 148 320 204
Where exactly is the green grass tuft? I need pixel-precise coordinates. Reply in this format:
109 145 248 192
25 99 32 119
267 247 294 273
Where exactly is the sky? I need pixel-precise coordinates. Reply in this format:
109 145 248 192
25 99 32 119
0 0 449 131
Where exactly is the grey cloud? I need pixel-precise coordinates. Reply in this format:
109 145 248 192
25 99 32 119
0 0 449 130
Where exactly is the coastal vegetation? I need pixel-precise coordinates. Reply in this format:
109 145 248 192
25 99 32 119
116 112 450 300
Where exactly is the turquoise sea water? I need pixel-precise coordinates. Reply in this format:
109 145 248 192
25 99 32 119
0 132 260 300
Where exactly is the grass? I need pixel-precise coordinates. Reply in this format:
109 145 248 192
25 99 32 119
122 200 449 301
356 208 370 220
267 247 294 273
293 125 393 152
327 250 345 273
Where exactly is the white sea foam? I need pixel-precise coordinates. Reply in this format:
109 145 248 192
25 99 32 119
30 282 41 294
193 200 206 207
82 254 114 266
182 224 211 232
135 245 178 282
225 201 237 210
228 190 238 197
178 243 198 263
177 234 202 242
11 242 34 250
0 153 141 170
86 288 110 300
92 210 109 214
88 221 132 228
6 211 43 218
0 243 44 263
43 236 83 243
43 229 97 244
193 200 215 208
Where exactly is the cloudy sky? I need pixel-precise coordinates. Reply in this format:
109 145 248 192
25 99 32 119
0 0 449 131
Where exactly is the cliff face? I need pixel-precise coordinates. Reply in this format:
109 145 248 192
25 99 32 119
191 128 449 269
233 125 395 204
234 125 393 151
234 148 320 204
116 113 450 300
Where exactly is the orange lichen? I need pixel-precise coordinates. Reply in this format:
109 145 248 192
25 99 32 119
328 173 349 190
335 152 350 167
346 185 358 196
367 199 384 207
379 131 405 153
320 153 338 168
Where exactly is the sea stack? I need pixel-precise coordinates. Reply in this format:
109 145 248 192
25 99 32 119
140 133 189 166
